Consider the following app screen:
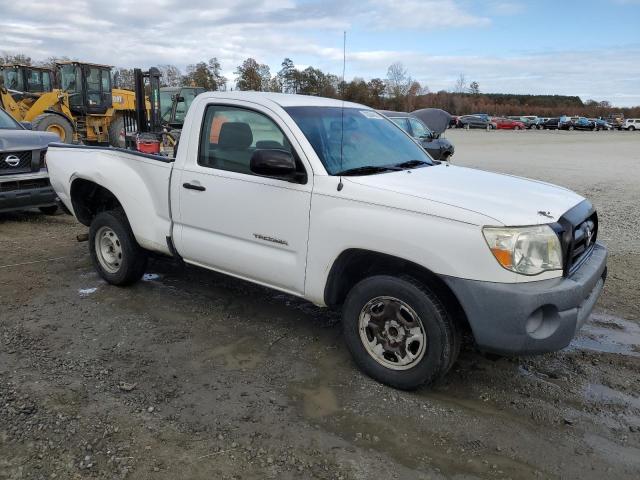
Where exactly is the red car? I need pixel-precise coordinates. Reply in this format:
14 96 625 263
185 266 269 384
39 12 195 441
493 118 526 130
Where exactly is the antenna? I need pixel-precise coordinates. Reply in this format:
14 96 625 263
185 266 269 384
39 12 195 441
337 30 346 192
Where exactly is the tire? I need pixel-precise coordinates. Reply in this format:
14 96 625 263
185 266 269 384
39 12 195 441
39 205 58 215
108 114 127 148
89 209 147 286
342 275 460 390
464 123 470 130
630 126 636 131
485 124 491 131
514 126 520 130
568 125 575 131
33 114 74 143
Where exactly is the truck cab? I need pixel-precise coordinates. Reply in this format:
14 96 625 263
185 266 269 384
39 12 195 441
57 61 113 115
0 65 54 95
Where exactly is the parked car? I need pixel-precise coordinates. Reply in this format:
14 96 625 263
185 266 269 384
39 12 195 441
560 117 596 131
591 119 612 131
0 107 59 214
494 117 527 130
379 110 455 161
622 118 640 131
46 92 607 390
507 116 537 129
540 117 561 129
457 115 496 130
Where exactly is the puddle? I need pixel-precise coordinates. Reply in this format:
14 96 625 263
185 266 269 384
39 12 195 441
206 337 264 370
568 312 640 357
143 273 161 281
78 287 97 297
584 383 640 410
295 385 339 419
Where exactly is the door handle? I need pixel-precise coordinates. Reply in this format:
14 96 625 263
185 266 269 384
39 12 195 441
183 182 206 191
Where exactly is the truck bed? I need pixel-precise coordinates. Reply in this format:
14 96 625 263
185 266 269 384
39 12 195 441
47 143 175 254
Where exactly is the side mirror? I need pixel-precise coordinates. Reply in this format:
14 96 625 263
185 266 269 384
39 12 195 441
250 149 298 180
20 121 33 130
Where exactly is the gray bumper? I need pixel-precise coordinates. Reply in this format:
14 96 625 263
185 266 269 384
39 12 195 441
0 184 57 213
442 243 608 355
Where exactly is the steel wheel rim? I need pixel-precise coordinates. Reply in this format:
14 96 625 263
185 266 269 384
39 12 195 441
95 226 123 274
47 124 66 141
358 296 427 370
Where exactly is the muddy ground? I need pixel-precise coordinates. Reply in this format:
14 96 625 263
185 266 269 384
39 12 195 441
1 130 639 479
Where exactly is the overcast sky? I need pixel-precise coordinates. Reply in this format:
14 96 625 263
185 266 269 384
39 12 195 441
1 0 639 106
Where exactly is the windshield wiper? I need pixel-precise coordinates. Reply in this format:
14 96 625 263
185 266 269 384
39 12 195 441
335 165 402 176
394 159 430 169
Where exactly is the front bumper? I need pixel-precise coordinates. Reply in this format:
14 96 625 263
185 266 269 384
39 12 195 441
0 172 57 213
442 243 608 355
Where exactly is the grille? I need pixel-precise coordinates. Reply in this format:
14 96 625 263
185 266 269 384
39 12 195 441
0 150 32 171
566 212 598 275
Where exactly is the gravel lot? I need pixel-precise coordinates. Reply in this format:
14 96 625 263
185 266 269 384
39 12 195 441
1 130 639 479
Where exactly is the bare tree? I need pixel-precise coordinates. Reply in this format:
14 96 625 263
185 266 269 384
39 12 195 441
386 62 412 99
469 81 480 95
454 73 467 93
157 64 183 88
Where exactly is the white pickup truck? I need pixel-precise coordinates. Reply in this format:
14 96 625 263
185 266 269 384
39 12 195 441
47 92 607 390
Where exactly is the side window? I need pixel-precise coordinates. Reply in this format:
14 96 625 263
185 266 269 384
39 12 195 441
26 70 43 92
390 117 410 133
43 72 51 91
86 68 102 106
175 89 198 123
409 118 430 138
198 105 295 177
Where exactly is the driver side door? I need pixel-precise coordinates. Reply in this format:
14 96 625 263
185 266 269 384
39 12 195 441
173 102 312 295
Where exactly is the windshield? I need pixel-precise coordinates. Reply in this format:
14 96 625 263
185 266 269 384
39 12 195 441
0 108 21 129
160 90 174 121
285 106 432 175
2 68 24 91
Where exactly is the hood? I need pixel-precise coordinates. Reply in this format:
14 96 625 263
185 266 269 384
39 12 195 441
346 164 584 226
0 129 59 151
411 109 452 135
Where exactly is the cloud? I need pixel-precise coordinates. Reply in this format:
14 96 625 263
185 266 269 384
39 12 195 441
0 0 638 106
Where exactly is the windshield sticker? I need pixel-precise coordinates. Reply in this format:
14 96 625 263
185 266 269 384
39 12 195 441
360 110 382 119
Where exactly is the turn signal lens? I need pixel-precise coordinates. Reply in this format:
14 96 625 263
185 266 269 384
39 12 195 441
483 225 562 275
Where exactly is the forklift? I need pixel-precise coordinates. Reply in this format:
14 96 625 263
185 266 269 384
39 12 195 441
125 67 177 156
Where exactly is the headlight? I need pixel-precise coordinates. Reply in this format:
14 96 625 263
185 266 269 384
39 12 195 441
482 225 562 275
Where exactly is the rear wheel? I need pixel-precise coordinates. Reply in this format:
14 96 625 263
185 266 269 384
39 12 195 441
464 123 470 130
89 209 147 285
630 126 636 131
32 114 74 143
342 275 460 390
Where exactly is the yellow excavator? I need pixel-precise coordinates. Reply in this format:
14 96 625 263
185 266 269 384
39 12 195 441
0 61 139 145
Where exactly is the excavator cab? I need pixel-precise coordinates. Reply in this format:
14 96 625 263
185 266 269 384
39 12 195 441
0 65 54 94
57 62 113 115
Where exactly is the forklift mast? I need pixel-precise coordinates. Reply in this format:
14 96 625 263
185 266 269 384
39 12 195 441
133 67 161 133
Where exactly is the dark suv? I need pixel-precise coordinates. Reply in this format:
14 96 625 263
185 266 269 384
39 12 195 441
379 110 455 161
0 107 59 214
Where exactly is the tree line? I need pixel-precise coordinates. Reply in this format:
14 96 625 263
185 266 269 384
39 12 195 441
2 52 639 118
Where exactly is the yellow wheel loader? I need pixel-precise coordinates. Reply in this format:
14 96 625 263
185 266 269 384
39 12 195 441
0 62 141 145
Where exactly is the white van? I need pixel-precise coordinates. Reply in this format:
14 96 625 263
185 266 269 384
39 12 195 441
622 118 639 131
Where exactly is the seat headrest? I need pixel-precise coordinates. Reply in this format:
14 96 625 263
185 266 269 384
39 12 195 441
255 140 284 150
218 122 253 148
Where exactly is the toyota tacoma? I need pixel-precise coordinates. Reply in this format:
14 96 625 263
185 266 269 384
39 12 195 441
46 92 607 390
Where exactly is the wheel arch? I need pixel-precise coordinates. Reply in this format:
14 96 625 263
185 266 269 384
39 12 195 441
70 178 123 226
323 248 470 333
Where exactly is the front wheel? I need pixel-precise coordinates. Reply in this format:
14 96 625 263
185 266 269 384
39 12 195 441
89 209 147 285
342 275 460 390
